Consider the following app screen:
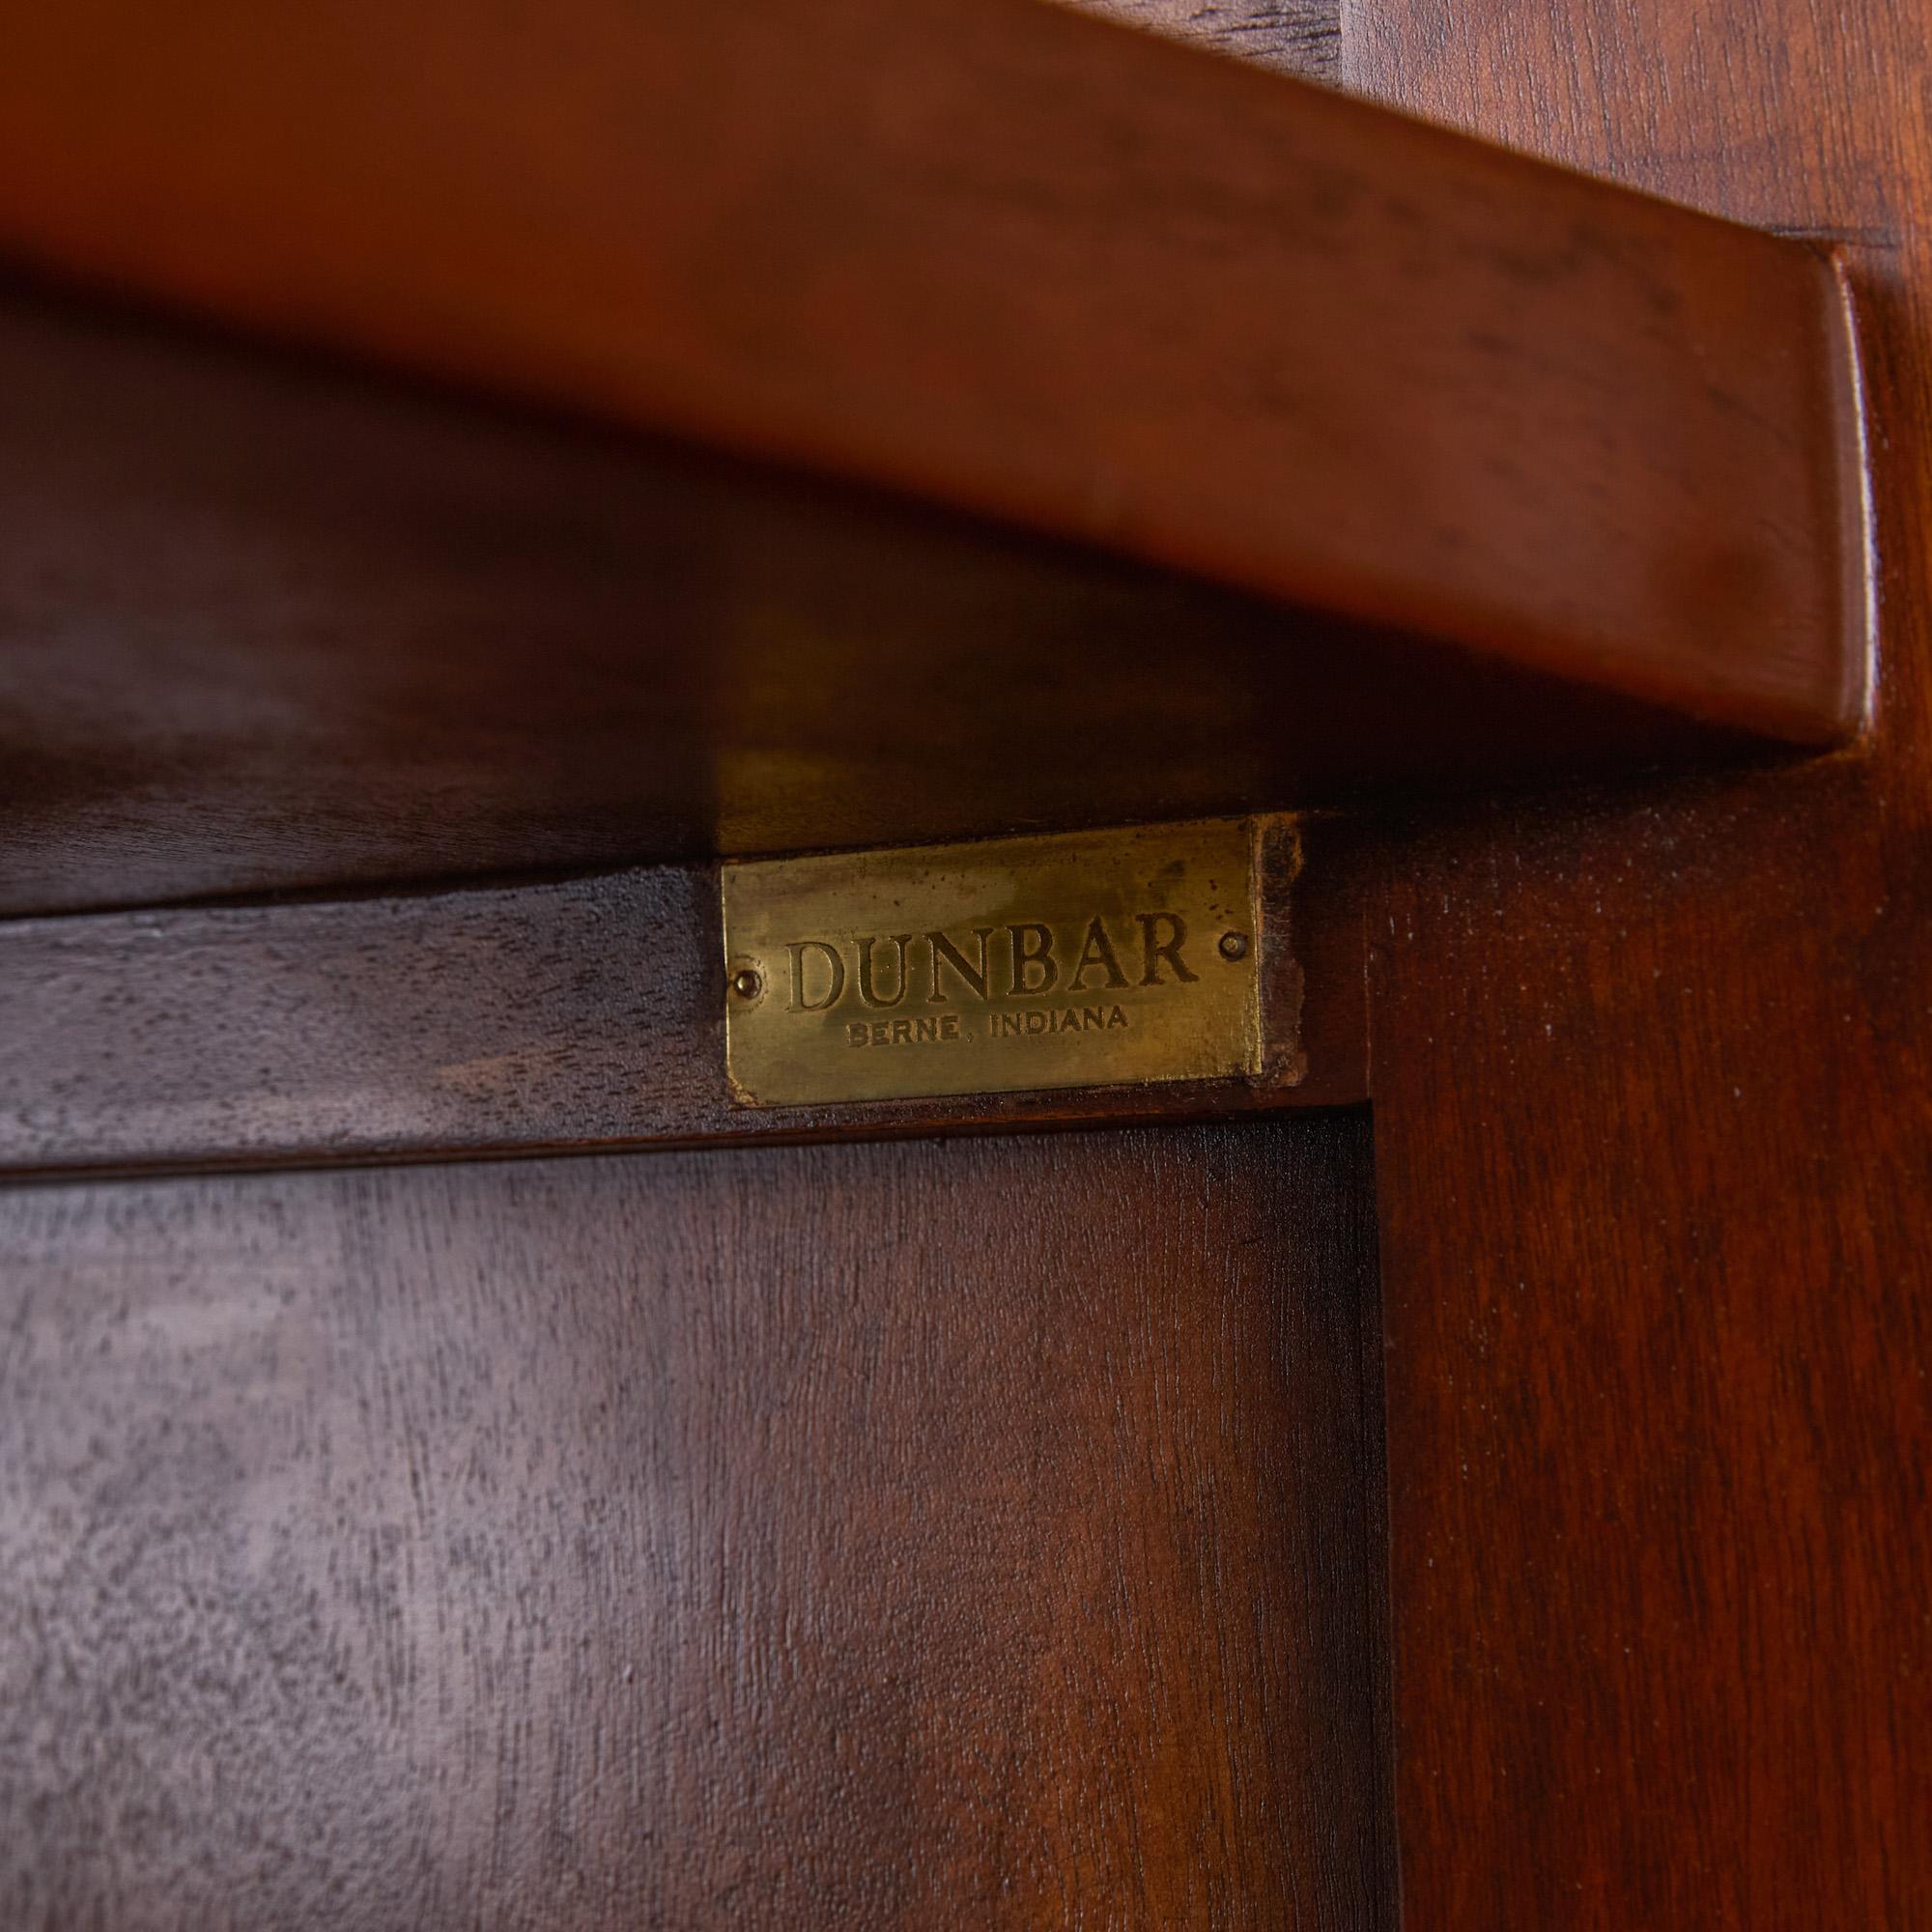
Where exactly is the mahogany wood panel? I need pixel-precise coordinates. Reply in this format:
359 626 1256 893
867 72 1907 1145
0 1118 1390 1930
0 824 1362 1177
0 289 1770 918
0 0 1868 830
1331 2 1932 1925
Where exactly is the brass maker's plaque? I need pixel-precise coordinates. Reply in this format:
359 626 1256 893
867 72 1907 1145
723 818 1262 1107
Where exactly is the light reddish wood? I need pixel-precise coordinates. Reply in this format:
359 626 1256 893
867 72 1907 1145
1342 0 1932 1923
0 0 1868 753
0 287 1782 918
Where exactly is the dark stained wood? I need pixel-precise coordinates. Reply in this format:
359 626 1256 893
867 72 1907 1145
1334 3 1932 1925
0 821 1363 1176
0 0 1870 911
1057 0 1340 78
0 288 1793 919
0 1118 1390 1930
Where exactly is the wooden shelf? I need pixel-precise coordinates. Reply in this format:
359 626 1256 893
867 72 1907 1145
0 0 1871 913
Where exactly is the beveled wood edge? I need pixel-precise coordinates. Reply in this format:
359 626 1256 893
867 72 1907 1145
0 0 1870 746
1831 253 1881 730
0 821 1367 1182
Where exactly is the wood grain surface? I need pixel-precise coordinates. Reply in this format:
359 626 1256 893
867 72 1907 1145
1335 3 1932 1925
0 821 1362 1176
0 287 1776 918
1055 0 1339 77
0 1119 1390 1930
0 0 1869 878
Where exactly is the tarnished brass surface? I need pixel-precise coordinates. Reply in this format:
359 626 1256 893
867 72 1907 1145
723 819 1263 1106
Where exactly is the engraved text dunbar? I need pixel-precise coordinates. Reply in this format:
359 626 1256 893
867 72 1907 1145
787 915 1197 1011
